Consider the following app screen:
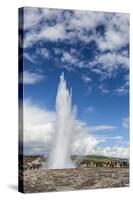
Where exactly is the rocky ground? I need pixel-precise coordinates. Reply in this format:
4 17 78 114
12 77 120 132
22 167 129 193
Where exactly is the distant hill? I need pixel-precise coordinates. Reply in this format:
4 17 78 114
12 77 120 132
71 155 128 162
22 154 128 163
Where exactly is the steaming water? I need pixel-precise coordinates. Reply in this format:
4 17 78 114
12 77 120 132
48 73 75 168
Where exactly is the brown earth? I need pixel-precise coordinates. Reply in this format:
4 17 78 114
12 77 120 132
23 167 129 193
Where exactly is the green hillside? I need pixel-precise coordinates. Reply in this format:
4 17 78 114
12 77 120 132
81 155 127 162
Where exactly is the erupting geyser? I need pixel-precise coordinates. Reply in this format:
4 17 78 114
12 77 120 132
48 73 76 168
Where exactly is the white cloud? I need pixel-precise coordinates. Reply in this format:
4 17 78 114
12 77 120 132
22 8 129 91
96 13 129 51
69 11 104 33
23 71 44 84
22 100 128 158
122 117 129 129
23 7 42 30
36 48 50 59
94 146 129 158
90 125 116 132
108 135 123 140
39 24 66 41
23 7 63 30
23 100 56 154
97 29 128 52
82 74 92 83
71 120 100 155
61 51 78 65
23 8 67 47
114 87 128 96
24 24 66 48
23 101 99 155
24 31 38 48
99 84 109 94
24 53 37 63
96 135 124 142
23 8 129 52
114 78 129 96
91 51 129 73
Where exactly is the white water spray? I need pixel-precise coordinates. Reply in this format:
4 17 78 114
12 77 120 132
48 73 75 168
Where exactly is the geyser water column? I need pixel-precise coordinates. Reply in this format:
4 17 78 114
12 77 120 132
48 73 75 168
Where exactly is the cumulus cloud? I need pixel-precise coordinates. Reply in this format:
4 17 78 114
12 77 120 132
21 8 129 94
23 100 99 155
23 8 129 51
90 51 129 75
96 13 129 51
72 122 99 155
23 7 42 30
24 24 66 48
40 24 66 41
22 100 128 158
23 100 56 154
94 146 129 158
61 52 78 65
22 70 44 84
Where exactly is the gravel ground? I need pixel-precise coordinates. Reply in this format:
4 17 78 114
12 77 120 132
22 167 129 193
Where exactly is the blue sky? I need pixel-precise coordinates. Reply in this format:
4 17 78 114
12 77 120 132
20 7 129 157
